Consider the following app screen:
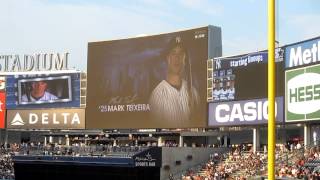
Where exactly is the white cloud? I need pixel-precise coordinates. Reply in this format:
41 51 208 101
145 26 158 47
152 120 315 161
285 14 320 40
178 0 224 16
223 37 267 56
137 0 166 6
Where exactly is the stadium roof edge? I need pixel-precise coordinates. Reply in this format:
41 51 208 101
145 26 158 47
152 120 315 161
213 35 320 60
281 35 320 48
0 69 82 75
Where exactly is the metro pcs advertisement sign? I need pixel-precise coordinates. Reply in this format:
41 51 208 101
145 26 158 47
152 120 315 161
285 37 320 69
208 97 283 126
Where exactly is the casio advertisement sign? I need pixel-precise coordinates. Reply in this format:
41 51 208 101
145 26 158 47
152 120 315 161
208 97 283 126
7 108 85 129
285 37 320 69
286 64 320 122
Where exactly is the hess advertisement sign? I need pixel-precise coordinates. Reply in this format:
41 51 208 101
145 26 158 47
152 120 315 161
208 97 283 126
285 64 320 122
7 109 85 129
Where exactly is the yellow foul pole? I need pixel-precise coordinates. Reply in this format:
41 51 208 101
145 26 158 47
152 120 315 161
268 0 276 179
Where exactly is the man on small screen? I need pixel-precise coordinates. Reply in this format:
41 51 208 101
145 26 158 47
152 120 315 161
219 80 228 101
212 79 220 101
21 81 58 102
226 77 235 100
149 36 200 125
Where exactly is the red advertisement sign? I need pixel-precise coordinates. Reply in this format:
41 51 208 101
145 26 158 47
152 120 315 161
0 92 6 129
0 76 5 92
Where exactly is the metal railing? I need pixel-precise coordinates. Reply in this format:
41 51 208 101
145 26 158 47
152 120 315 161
16 145 149 158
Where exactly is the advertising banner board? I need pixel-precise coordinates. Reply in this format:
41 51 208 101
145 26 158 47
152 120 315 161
0 77 5 92
133 147 162 167
208 97 283 126
0 92 5 129
285 63 320 122
7 108 85 129
285 37 320 69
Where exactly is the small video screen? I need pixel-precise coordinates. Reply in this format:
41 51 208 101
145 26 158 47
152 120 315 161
18 76 72 105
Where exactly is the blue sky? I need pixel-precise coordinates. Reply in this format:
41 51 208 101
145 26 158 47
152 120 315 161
0 0 319 71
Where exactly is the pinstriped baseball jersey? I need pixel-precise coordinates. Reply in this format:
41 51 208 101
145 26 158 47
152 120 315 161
149 79 199 126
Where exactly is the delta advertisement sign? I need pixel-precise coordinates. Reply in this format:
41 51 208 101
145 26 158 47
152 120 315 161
208 97 283 126
6 108 85 129
285 64 320 122
285 37 320 69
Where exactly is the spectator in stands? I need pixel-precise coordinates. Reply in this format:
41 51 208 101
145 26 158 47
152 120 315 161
296 141 302 150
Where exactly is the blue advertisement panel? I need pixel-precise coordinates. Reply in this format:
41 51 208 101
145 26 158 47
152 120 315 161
211 51 284 102
208 97 283 126
285 37 320 69
215 51 268 70
6 73 80 109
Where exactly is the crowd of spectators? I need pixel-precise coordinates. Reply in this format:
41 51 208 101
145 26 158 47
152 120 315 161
0 142 154 180
0 144 17 180
274 143 320 179
0 152 14 180
180 152 229 180
4 140 320 180
179 142 320 180
180 147 266 180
